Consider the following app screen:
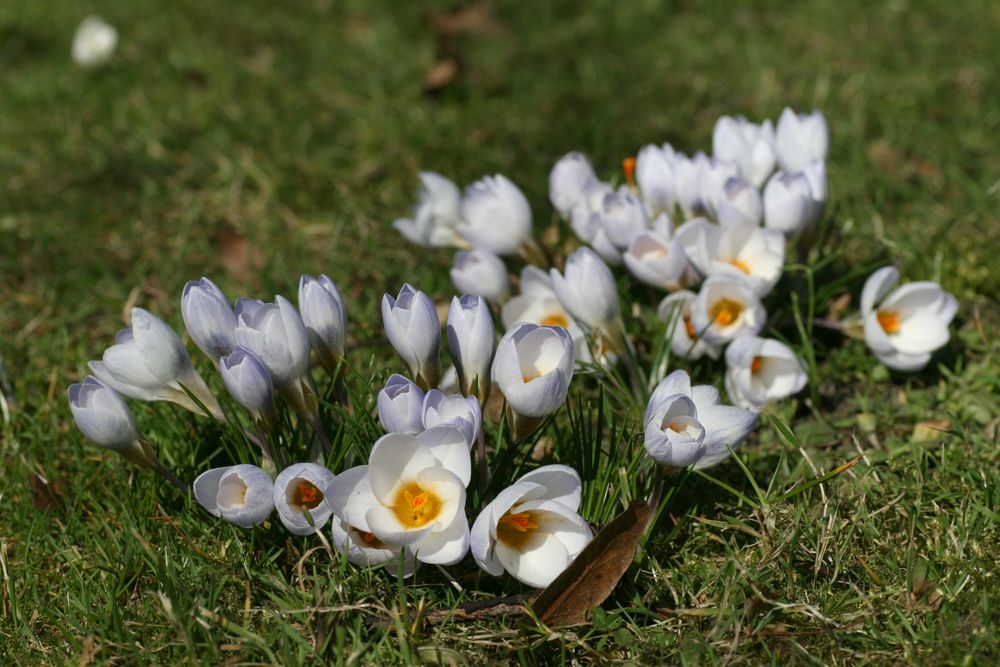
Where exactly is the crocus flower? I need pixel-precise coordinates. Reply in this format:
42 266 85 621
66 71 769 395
716 177 764 228
672 151 709 218
446 295 495 399
763 170 815 237
550 247 625 353
724 336 808 408
219 347 276 425
635 143 676 216
422 389 482 447
623 227 688 292
377 374 426 434
194 464 274 528
298 274 348 377
549 152 596 218
860 266 957 371
501 266 592 364
450 250 510 305
698 158 741 220
712 116 777 188
381 284 441 390
800 160 828 223
672 217 722 284
68 376 157 468
393 172 466 248
644 370 757 469
90 307 224 421
330 515 416 575
656 291 722 361
72 16 117 68
273 463 337 535
568 180 623 266
690 274 766 345
326 427 472 565
459 175 534 258
470 465 592 588
597 187 650 251
707 222 786 297
181 277 236 363
775 108 829 173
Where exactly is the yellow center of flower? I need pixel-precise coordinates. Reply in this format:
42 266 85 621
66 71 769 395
710 298 743 327
683 315 697 339
291 480 324 511
667 422 685 433
541 312 569 328
497 510 540 550
390 481 442 528
877 310 900 334
730 259 751 274
622 156 636 189
750 356 764 374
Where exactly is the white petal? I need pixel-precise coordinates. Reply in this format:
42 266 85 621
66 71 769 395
326 465 378 533
409 512 470 565
860 266 899 316
495 529 571 589
516 465 582 511
367 434 437 502
417 425 473 488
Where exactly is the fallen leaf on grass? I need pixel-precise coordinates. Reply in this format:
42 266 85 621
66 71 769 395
430 3 505 37
424 58 459 92
29 473 62 511
215 229 264 284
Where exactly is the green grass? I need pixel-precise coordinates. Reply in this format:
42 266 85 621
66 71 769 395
2 0 999 663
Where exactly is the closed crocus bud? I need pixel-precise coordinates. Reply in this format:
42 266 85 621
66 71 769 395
550 247 624 351
690 274 766 345
68 376 154 467
381 284 441 390
446 295 495 399
549 152 596 218
273 463 337 535
636 143 676 216
712 116 777 188
623 231 688 292
377 374 426 434
393 172 467 248
598 187 650 251
181 277 236 363
656 291 722 361
725 336 808 408
717 177 764 228
800 160 828 223
450 250 510 305
707 222 786 297
860 266 957 372
219 347 275 424
471 465 592 588
698 158 741 220
775 108 829 173
492 323 575 441
422 390 482 447
194 464 274 529
645 370 757 469
298 274 348 376
72 16 117 68
763 171 815 236
459 175 534 258
673 152 710 217
90 307 224 421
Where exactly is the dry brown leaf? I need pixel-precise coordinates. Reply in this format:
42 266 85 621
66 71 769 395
431 3 505 37
424 58 459 92
215 229 263 284
532 500 653 627
29 473 62 511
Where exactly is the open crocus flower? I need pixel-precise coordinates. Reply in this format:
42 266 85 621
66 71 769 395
763 170 816 237
181 277 236 363
330 515 417 576
644 370 758 469
471 465 592 588
656 291 722 361
299 274 348 377
422 390 482 447
775 108 829 173
501 266 591 364
68 376 157 468
712 116 777 188
550 247 625 354
636 143 676 216
377 374 426 434
673 217 722 284
860 266 957 371
327 427 471 565
459 175 535 259
623 227 688 292
717 177 764 228
549 152 597 218
90 307 224 421
194 464 274 529
568 179 623 266
707 222 786 297
72 16 117 68
690 274 766 345
450 249 510 305
446 295 495 399
393 172 467 248
381 284 441 390
273 463 337 535
725 336 808 408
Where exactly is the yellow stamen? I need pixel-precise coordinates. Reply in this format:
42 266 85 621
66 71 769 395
390 482 442 528
497 510 540 550
877 310 900 334
291 480 324 510
667 422 685 433
730 259 751 274
541 312 569 328
710 298 743 327
750 356 763 373
622 157 636 189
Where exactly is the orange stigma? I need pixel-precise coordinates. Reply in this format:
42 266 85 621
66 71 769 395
730 259 751 274
497 510 540 549
541 312 569 328
750 356 763 373
709 298 743 327
291 480 324 510
877 310 900 334
683 315 697 339
622 156 636 189
391 482 442 528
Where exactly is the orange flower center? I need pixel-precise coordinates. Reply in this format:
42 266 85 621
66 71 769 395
390 481 442 528
667 422 685 433
877 310 900 334
291 479 324 511
750 356 763 374
683 315 697 339
360 531 387 549
730 259 751 274
541 312 569 328
622 156 636 189
497 510 540 550
709 298 743 327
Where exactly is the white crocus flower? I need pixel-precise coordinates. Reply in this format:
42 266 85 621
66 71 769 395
800 160 828 223
623 224 688 292
90 307 224 421
501 266 592 364
860 266 957 372
327 427 471 565
194 464 275 529
635 143 676 216
381 284 441 390
550 247 625 353
568 179 623 265
724 337 808 408
422 390 482 447
459 175 535 258
298 274 348 377
393 172 467 248
330 515 417 575
273 463 337 535
775 108 829 173
644 370 758 469
712 116 777 187
698 158 741 220
673 217 722 285
717 177 764 228
598 186 650 251
450 249 510 305
377 374 426 434
656 291 722 361
446 295 495 399
181 277 236 363
72 16 117 68
763 170 815 237
690 274 766 345
471 465 592 588
219 347 276 425
67 376 158 468
707 222 786 297
549 152 597 218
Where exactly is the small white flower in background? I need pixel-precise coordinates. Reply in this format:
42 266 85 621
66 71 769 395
775 108 829 173
690 274 766 345
330 514 417 575
707 222 786 297
181 277 236 363
471 465 592 588
635 143 676 216
298 274 348 377
644 370 758 469
450 249 510 304
422 390 482 447
860 266 957 371
725 336 808 408
763 170 815 237
377 374 426 434
550 247 625 352
712 116 777 188
717 177 764 228
623 224 688 292
273 463 337 535
549 152 597 218
72 16 117 68
597 186 649 251
656 291 722 361
459 175 534 257
381 284 441 390
698 158 741 220
90 307 224 420
194 464 274 529
446 295 495 399
501 266 591 364
67 376 157 468
569 179 623 266
327 427 471 565
673 216 722 284
219 347 276 425
393 172 467 248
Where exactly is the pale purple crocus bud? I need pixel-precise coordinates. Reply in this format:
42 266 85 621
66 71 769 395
717 177 764 228
549 152 597 218
377 374 426 434
712 116 776 188
422 389 482 447
763 170 815 237
298 274 348 376
775 108 829 173
68 376 154 467
181 277 236 363
219 346 275 424
381 284 441 390
550 247 625 353
450 250 510 305
446 295 495 400
598 186 650 251
459 174 535 259
635 143 676 216
194 464 275 528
